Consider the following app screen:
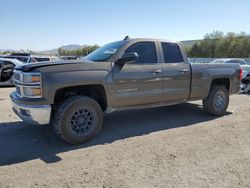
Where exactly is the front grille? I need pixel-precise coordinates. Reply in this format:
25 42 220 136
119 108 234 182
16 86 21 96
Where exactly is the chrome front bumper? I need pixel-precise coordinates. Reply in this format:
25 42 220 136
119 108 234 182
11 99 51 125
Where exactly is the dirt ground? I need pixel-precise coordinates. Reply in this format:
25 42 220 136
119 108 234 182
0 87 250 188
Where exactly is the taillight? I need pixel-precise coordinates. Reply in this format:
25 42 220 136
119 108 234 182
240 68 243 81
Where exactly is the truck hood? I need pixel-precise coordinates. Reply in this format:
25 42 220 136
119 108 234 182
15 60 93 72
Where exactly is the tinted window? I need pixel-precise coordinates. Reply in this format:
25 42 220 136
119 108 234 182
30 58 37 63
125 42 157 64
34 57 50 62
161 43 183 63
226 60 246 65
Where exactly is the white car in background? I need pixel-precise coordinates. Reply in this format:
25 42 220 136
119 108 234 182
210 58 249 65
0 58 24 86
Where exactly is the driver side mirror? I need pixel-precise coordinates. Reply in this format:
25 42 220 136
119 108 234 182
115 52 138 66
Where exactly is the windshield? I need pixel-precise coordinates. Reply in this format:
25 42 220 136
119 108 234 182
84 40 126 62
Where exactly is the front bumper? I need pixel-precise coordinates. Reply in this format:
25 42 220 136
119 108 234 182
11 98 51 125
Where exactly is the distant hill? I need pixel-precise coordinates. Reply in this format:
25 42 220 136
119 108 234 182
0 49 15 51
60 44 88 50
39 48 58 55
0 49 15 54
0 45 89 55
39 44 88 55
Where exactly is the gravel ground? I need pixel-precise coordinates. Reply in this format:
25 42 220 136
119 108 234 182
0 87 250 188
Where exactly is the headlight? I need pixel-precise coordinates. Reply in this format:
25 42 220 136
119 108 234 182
23 73 41 84
13 71 42 98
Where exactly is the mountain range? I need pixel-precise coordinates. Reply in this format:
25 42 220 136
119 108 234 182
0 44 89 55
39 44 88 55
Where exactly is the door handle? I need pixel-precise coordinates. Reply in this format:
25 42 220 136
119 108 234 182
180 69 189 73
151 69 162 74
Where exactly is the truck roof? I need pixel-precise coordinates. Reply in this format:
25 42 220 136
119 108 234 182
0 57 24 65
125 38 179 44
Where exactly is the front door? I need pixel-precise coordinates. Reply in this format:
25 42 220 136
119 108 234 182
113 42 163 107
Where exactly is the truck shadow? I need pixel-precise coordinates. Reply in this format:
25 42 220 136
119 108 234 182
0 103 231 166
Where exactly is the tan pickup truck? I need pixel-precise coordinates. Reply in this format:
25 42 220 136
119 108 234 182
10 38 242 144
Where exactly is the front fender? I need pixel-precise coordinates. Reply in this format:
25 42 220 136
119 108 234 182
42 69 113 106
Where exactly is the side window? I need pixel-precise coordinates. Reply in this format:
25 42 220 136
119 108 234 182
236 60 246 65
227 60 235 64
30 58 37 63
227 60 241 64
161 42 184 63
125 42 157 64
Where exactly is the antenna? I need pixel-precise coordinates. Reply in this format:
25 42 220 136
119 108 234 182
124 36 130 40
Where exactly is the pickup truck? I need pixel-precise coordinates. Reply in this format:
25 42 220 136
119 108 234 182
10 38 242 144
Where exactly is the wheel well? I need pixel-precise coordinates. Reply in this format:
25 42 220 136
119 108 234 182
211 78 230 91
54 85 107 111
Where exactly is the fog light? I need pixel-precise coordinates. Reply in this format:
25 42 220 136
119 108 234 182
23 87 42 97
20 109 31 117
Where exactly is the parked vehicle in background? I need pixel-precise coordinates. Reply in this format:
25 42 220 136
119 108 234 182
9 53 31 57
241 65 250 93
210 58 248 65
33 56 59 62
0 58 24 86
1 53 59 63
1 55 32 63
60 56 81 60
11 38 241 144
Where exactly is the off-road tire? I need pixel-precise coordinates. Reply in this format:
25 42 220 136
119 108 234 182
53 95 103 144
202 85 229 116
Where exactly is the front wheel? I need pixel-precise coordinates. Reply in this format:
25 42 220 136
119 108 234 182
202 85 229 116
53 96 103 144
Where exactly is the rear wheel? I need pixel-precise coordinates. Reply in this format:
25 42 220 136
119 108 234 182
202 85 229 116
53 96 103 144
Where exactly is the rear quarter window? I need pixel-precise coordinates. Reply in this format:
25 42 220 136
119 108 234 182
34 57 50 62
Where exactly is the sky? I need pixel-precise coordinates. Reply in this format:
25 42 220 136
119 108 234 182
0 0 250 51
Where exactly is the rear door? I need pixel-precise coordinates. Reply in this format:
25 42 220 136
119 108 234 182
161 42 191 102
113 41 163 107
